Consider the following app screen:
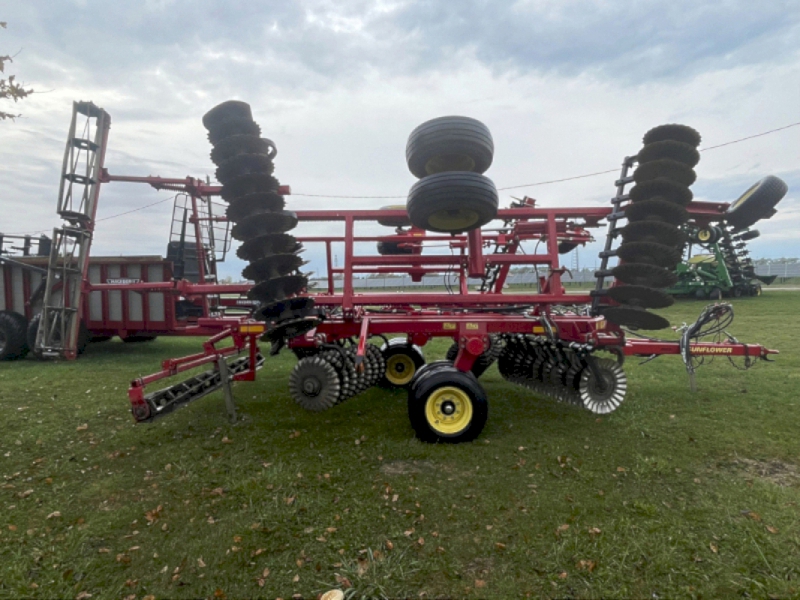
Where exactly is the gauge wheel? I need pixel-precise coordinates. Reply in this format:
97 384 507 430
725 176 788 231
408 365 488 443
379 338 426 388
406 116 494 179
407 171 498 233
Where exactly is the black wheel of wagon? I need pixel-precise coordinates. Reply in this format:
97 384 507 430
734 229 760 242
708 287 723 301
408 365 488 443
379 338 426 388
693 227 721 244
725 176 788 231
27 314 89 357
406 116 494 179
210 135 276 166
207 118 261 145
407 172 498 233
0 311 28 361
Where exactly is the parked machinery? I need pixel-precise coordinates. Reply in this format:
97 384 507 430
0 99 782 442
125 102 780 443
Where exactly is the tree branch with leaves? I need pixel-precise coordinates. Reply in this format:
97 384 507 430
1 21 34 121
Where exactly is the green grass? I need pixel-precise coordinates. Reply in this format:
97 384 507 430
1 294 799 599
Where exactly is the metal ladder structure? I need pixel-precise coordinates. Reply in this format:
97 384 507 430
34 101 110 359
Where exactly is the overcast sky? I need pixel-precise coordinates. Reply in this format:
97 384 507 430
2 0 799 280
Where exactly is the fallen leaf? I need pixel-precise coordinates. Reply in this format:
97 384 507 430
8 525 17 531
616 466 626 472
98 548 110 554
76 424 89 431
588 527 601 536
207 516 215 524
710 543 718 553
292 574 300 583
221 436 232 444
213 589 226 599
495 542 506 551
334 574 353 588
475 579 486 588
75 592 92 600
766 525 779 534
47 511 62 519
197 557 207 568
576 559 597 572
145 505 163 524
558 571 568 579
556 524 570 533
143 596 155 600
257 578 265 588
386 540 394 551
743 511 762 522
262 568 270 578
116 554 131 564
233 535 242 543
18 489 33 499
418 537 425 546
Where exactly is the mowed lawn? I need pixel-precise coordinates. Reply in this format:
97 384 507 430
1 293 799 599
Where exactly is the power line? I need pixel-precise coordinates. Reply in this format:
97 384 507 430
290 119 800 198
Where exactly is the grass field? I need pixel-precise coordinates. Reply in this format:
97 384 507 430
1 294 799 599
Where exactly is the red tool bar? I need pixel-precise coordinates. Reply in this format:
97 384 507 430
625 338 778 358
307 292 592 306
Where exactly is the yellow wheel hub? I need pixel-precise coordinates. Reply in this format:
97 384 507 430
425 154 476 175
697 229 712 241
425 386 473 435
428 208 480 231
386 354 416 386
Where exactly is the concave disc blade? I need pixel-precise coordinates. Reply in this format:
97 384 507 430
211 135 276 166
628 179 693 205
202 100 253 131
602 306 671 330
642 124 701 148
221 172 280 202
215 153 274 185
616 241 681 268
263 317 319 343
259 297 317 321
625 199 689 226
226 192 285 221
633 159 696 187
242 253 305 283
637 140 700 167
621 221 684 247
231 210 298 241
237 233 301 261
612 263 678 288
248 274 308 303
606 285 674 309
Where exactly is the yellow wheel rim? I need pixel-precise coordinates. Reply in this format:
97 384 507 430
386 354 416 386
428 208 480 231
697 229 712 241
729 182 760 210
425 154 476 175
425 386 473 435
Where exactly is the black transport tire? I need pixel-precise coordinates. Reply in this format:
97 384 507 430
207 118 261 145
406 116 494 179
732 286 743 298
0 311 29 361
725 176 788 231
633 159 696 187
377 240 414 255
735 229 760 242
708 287 723 301
445 340 497 379
377 205 412 228
408 366 488 443
380 338 426 388
407 172 498 233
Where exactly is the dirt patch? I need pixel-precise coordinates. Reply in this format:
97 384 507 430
464 556 494 578
379 460 435 476
730 458 800 487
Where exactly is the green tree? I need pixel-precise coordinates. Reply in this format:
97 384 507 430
1 22 33 121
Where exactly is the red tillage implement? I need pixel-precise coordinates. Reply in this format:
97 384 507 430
0 101 779 443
